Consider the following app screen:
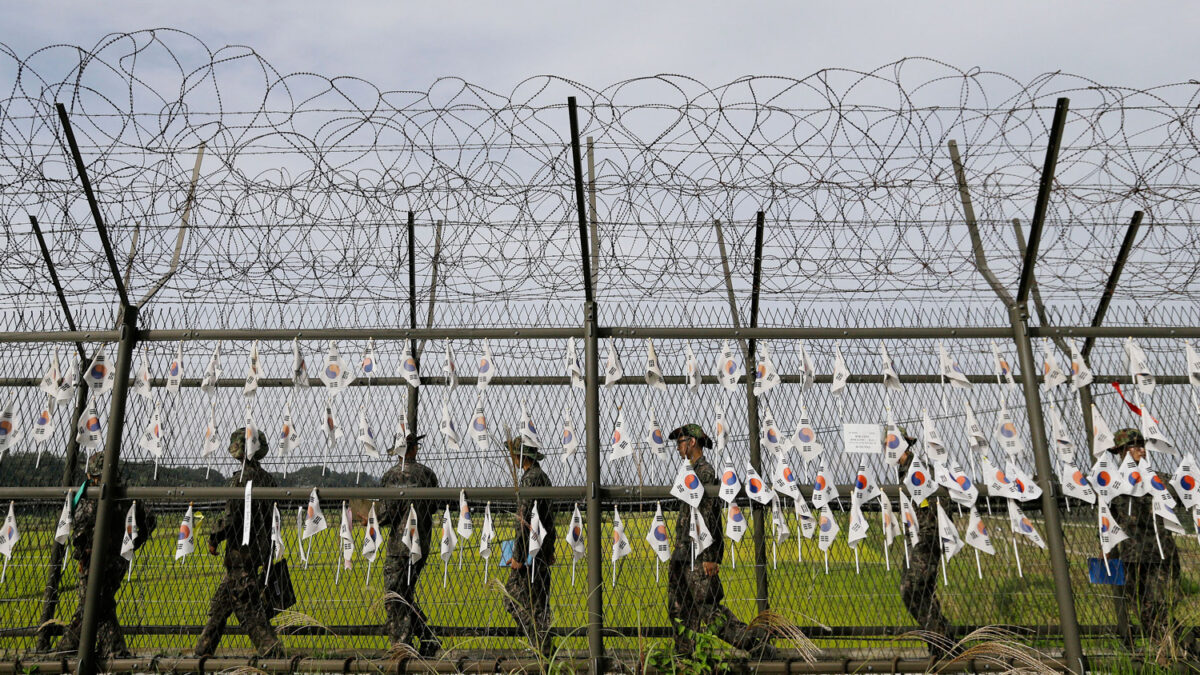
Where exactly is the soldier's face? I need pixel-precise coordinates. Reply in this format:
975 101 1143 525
676 437 695 459
1128 445 1146 463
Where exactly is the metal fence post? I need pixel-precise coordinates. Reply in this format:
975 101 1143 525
28 213 94 650
406 211 420 436
1009 306 1085 673
583 301 604 670
75 305 139 675
744 212 769 613
569 95 605 671
1008 95 1085 675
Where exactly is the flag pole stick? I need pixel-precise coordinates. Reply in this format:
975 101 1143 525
854 547 860 574
974 550 982 579
484 557 489 585
797 532 802 563
772 540 777 570
1 556 7 583
366 559 372 587
443 560 448 588
570 558 575 586
655 559 659 583
883 536 890 572
941 541 949 586
1012 537 1023 577
335 558 341 586
731 543 736 569
407 558 412 586
1153 513 1164 560
823 549 828 575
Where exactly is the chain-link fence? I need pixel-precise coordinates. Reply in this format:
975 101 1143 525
3 30 1200 674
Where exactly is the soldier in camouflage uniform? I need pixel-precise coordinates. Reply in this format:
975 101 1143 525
56 452 156 658
666 424 778 659
195 429 282 658
1108 428 1197 658
503 437 557 657
896 427 956 659
379 433 441 657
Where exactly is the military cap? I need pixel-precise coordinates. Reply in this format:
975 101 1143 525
86 451 105 478
229 427 270 461
1112 427 1145 452
668 424 713 449
506 436 546 462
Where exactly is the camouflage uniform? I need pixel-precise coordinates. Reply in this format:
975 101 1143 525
1108 428 1194 654
379 448 440 653
897 441 954 658
666 425 774 658
504 442 557 654
196 430 282 658
56 452 156 658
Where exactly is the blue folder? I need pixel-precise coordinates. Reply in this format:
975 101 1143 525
1087 557 1125 585
498 539 535 568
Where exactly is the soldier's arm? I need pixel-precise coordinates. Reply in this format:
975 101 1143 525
511 475 535 562
209 476 241 548
133 501 157 549
697 462 724 563
71 502 96 560
698 496 725 563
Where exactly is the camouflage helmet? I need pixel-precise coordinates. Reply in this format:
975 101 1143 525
668 424 713 449
1112 427 1145 453
506 436 546 463
229 427 270 461
85 451 105 478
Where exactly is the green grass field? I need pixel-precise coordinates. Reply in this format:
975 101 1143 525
2 502 1198 661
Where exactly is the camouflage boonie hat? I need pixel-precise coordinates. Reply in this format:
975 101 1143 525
229 427 270 461
86 451 105 478
668 424 713 449
389 433 427 456
506 436 546 462
1112 427 1145 452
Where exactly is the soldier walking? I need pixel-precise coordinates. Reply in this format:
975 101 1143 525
896 427 956 660
666 424 777 659
379 433 441 657
56 452 156 658
1108 428 1198 659
503 437 557 657
195 429 282 658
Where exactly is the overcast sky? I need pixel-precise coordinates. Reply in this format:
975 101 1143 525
5 1 1197 90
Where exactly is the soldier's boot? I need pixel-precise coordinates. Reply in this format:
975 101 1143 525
673 631 695 657
416 636 442 658
537 632 555 660
749 641 779 661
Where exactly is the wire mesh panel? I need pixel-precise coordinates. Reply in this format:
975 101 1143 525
4 29 1200 673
